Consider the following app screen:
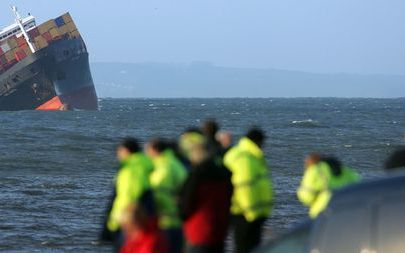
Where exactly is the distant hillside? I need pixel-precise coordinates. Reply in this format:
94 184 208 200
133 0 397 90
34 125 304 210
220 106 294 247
91 62 405 98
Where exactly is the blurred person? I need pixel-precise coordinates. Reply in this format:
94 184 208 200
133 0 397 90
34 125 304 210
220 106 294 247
145 138 187 253
179 127 205 164
120 203 168 253
216 131 233 152
201 119 222 155
224 128 274 253
297 156 361 219
103 138 154 249
179 141 233 253
384 146 405 171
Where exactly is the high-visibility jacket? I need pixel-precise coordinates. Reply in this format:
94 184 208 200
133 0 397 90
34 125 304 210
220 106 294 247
224 137 273 222
297 161 361 219
150 150 187 229
108 153 154 232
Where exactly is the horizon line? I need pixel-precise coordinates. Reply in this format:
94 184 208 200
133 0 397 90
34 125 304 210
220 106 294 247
90 61 405 77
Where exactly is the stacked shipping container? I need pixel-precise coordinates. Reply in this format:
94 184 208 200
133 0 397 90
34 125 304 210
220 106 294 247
0 13 81 74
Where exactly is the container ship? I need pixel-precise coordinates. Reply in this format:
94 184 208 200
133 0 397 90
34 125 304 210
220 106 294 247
0 7 98 111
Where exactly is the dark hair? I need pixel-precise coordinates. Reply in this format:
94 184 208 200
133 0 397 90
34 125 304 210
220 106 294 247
120 138 141 154
202 119 219 138
385 147 405 170
246 127 266 147
322 156 342 176
148 138 169 153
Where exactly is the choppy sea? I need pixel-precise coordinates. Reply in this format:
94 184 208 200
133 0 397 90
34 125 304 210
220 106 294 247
0 98 404 252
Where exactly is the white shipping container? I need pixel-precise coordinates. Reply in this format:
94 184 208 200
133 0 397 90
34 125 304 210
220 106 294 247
1 43 11 53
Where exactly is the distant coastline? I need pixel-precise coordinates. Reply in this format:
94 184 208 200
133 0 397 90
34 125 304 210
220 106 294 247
91 62 405 98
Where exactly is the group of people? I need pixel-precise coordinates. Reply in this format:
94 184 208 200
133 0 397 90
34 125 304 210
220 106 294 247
100 120 273 253
99 118 403 253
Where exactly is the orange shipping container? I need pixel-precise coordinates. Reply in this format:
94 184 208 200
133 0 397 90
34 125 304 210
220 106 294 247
15 50 26 61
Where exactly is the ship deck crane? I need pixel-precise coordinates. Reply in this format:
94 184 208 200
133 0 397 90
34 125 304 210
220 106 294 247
11 6 36 53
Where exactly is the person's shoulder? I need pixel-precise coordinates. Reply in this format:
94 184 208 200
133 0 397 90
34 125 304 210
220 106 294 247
225 145 254 167
132 153 154 168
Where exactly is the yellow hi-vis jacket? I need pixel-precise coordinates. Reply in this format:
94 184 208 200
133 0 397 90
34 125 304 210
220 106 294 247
297 161 361 219
150 150 187 229
108 153 153 232
224 137 273 222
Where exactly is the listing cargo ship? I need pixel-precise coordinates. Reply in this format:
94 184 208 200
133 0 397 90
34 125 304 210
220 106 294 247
0 7 98 111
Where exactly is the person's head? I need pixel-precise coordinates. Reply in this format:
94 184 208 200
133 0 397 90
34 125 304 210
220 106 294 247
322 156 343 176
246 127 266 148
202 119 219 139
305 153 322 170
117 138 141 162
216 131 233 149
179 127 205 159
145 138 168 158
189 141 211 165
385 147 405 171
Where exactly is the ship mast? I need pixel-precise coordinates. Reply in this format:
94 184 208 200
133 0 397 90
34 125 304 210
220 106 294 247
11 6 36 53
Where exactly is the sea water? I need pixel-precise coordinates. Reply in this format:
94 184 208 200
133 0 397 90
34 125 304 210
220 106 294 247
0 98 404 252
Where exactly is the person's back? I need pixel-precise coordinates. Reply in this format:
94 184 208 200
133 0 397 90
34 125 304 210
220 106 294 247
179 143 233 253
297 157 361 218
224 128 273 253
107 139 154 236
146 139 187 253
150 149 187 228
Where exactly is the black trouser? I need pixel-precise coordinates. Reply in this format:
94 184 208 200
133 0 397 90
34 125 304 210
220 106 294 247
164 228 184 253
185 242 224 253
233 215 266 253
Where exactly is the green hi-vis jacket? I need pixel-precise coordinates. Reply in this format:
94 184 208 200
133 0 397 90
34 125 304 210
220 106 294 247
297 162 361 219
108 153 153 232
150 150 187 229
224 137 274 222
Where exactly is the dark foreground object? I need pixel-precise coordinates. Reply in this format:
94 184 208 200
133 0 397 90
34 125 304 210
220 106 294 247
256 173 405 253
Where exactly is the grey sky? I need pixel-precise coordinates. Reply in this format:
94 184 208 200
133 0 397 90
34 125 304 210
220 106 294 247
1 0 404 75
